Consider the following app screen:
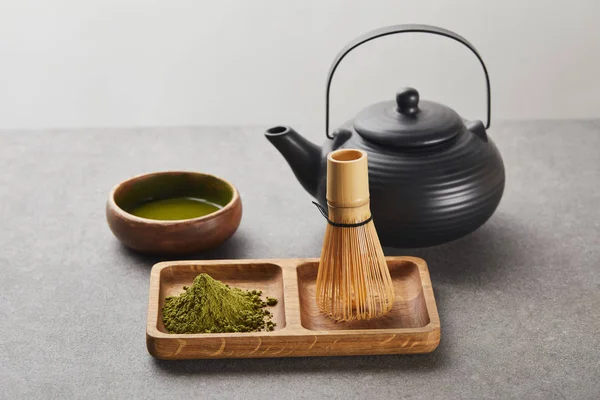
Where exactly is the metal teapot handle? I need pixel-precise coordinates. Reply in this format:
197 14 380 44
325 24 491 139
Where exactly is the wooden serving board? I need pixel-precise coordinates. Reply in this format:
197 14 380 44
147 257 440 359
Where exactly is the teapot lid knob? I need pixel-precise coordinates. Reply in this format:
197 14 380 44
396 87 420 117
354 86 464 148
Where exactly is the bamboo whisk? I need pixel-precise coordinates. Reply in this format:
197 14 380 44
315 149 395 321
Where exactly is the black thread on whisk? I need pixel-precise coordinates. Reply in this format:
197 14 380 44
312 201 373 228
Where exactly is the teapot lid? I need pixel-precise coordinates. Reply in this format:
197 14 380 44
353 87 464 148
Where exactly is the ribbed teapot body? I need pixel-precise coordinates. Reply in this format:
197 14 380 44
314 124 505 248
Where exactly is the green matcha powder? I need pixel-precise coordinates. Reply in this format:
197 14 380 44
162 273 277 334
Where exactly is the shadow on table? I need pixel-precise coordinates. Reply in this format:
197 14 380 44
116 229 252 267
151 348 448 375
385 212 530 288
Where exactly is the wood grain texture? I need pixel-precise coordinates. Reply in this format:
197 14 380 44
146 256 440 359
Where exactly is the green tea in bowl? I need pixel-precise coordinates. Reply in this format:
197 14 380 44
129 197 222 221
106 171 242 254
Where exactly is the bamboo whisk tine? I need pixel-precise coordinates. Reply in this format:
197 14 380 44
316 149 395 321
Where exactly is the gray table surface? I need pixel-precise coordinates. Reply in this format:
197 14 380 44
1 121 599 399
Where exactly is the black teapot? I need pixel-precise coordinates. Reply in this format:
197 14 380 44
265 25 505 248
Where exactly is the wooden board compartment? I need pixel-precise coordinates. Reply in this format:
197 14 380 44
147 257 440 359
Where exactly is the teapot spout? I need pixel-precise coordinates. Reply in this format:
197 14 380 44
265 126 321 198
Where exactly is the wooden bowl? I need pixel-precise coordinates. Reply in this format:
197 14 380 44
106 171 242 255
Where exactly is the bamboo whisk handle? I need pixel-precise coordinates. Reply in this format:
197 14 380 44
326 149 370 208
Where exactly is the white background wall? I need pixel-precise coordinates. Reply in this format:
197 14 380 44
0 0 599 130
